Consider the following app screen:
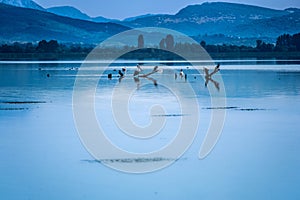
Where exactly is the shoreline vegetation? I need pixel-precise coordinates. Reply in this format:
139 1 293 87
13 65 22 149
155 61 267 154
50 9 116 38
1 51 300 61
1 33 300 61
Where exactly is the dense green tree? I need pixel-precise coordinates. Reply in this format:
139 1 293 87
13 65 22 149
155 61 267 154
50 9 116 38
256 40 263 49
36 40 59 53
200 40 206 48
292 33 300 51
48 40 59 52
36 40 48 52
256 39 274 52
159 38 165 49
138 34 144 48
275 34 293 51
165 34 174 50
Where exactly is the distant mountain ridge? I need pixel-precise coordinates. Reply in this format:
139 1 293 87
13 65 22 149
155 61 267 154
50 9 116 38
0 3 129 43
119 2 299 38
47 6 110 23
0 1 300 45
123 14 158 22
0 0 44 10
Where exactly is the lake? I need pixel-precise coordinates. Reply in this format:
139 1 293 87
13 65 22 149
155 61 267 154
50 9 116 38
0 60 300 199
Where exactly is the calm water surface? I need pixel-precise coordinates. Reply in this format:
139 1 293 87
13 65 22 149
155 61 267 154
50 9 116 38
0 60 300 199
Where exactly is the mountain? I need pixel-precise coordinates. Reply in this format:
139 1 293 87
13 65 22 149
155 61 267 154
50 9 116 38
0 3 129 43
47 6 90 21
47 6 110 23
230 9 300 38
93 16 110 23
120 2 300 40
1 1 299 45
0 0 44 10
123 14 157 22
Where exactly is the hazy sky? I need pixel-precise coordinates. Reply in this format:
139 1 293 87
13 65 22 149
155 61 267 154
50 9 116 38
35 0 300 19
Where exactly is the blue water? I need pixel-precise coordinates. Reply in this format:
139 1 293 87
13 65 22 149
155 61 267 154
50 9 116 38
0 60 300 199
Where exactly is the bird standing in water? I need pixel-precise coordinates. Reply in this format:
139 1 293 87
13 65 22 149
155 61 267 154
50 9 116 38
179 69 185 79
204 64 220 91
118 70 124 77
133 65 143 77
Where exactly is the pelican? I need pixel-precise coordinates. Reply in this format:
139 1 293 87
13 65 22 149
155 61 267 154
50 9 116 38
133 65 143 77
179 69 185 78
204 64 220 91
138 66 160 78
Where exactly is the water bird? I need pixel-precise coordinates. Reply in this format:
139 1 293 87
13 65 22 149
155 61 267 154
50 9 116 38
138 66 160 78
118 70 124 77
204 64 220 91
179 69 185 78
122 67 126 72
137 65 143 72
133 65 143 77
108 73 112 79
133 66 160 88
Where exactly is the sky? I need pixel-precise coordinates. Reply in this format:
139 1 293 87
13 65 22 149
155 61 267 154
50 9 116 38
34 0 300 20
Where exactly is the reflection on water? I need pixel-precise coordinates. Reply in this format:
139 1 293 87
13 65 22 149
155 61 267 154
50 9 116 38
0 60 300 199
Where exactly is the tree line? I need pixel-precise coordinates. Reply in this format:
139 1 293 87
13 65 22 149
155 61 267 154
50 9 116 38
155 33 300 53
0 33 299 55
202 32 300 53
0 40 94 54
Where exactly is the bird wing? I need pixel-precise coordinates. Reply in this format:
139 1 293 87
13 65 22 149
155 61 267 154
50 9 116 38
203 67 209 76
210 64 220 76
137 65 143 71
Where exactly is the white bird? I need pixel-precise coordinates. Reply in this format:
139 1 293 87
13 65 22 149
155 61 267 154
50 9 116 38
204 64 220 90
133 65 143 77
179 69 185 78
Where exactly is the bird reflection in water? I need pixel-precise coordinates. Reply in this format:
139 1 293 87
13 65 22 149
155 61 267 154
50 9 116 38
133 65 159 89
204 64 220 91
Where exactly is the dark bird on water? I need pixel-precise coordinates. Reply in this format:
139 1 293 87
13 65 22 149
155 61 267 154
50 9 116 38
118 70 124 77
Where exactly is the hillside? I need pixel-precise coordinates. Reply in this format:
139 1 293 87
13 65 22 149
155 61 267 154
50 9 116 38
0 3 129 43
120 2 300 39
0 1 299 45
0 0 44 10
47 6 110 23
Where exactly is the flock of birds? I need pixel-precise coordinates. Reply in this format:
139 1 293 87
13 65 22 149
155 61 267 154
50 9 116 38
107 64 221 90
41 63 221 90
